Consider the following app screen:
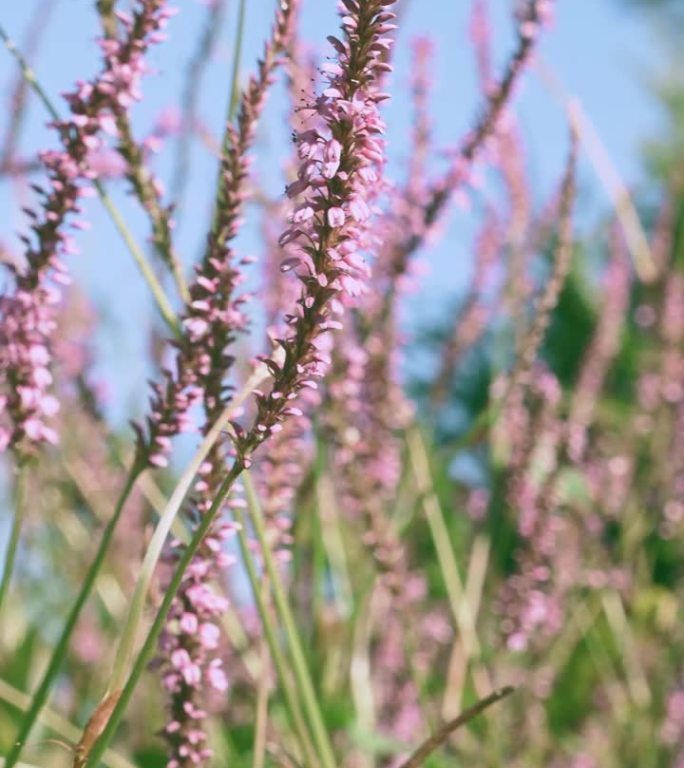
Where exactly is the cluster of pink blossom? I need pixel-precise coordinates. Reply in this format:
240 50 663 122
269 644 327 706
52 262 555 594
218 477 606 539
404 37 434 197
374 616 423 745
238 0 396 461
158 518 238 768
0 0 175 456
241 0 400 579
324 326 409 580
662 688 684 765
493 227 635 653
371 573 452 747
567 232 631 461
315 61 402 526
494 364 568 652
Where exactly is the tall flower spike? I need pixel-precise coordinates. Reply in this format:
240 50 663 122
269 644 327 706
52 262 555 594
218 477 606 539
137 0 299 468
430 208 502 408
155 7 300 762
0 0 174 456
239 0 397 458
567 228 631 461
380 0 551 297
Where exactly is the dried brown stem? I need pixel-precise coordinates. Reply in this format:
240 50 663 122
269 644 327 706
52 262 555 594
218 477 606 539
396 686 516 768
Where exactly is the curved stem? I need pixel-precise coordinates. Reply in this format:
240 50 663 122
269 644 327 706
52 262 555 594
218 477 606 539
0 461 28 618
93 185 182 337
0 679 134 768
4 466 143 768
396 687 515 768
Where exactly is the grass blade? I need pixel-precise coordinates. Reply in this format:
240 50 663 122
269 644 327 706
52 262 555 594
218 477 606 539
0 463 27 618
81 462 241 768
3 467 142 768
233 510 318 767
0 680 133 768
243 471 338 768
107 399 244 695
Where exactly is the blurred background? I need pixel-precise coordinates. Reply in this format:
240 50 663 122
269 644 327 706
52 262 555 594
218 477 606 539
2 1 684 766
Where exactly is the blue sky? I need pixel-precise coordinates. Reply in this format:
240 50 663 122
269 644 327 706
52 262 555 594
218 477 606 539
0 0 665 425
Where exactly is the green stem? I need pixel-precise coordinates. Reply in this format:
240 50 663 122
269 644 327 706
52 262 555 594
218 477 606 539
0 462 28 618
4 466 143 768
233 509 318 768
209 0 247 236
243 472 338 768
405 426 480 657
0 24 58 120
83 463 242 768
228 0 247 124
0 24 181 339
79 376 271 765
252 633 269 768
93 184 182 337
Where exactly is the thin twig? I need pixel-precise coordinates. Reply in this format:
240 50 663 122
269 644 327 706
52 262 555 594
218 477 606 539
396 687 516 768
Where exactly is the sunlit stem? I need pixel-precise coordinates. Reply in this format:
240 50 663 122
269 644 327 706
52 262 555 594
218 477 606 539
0 461 28 618
243 471 338 768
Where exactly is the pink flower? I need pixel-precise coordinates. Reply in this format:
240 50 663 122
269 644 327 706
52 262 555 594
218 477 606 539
327 206 346 227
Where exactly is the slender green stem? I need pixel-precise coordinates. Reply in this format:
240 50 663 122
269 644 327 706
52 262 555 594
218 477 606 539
93 185 182 336
208 0 247 237
0 24 58 120
315 468 354 618
228 0 248 124
0 462 28 618
406 428 475 642
0 24 181 338
233 510 318 768
83 463 242 768
3 466 143 768
252 634 270 768
78 364 270 765
244 472 338 768
103 364 270 697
